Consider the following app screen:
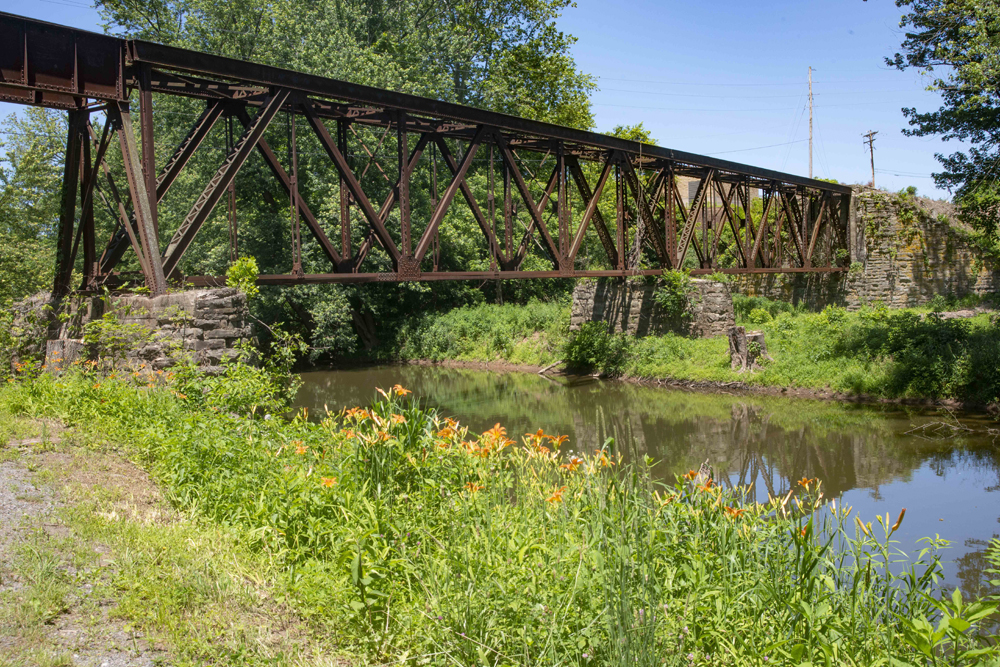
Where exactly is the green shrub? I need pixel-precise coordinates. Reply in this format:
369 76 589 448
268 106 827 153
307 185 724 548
226 256 260 300
82 312 153 367
653 270 697 321
563 321 632 376
733 295 804 323
747 308 772 325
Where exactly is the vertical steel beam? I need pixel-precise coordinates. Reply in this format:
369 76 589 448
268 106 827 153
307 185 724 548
397 111 415 276
557 143 568 268
289 110 302 276
338 119 351 266
503 161 513 261
80 128 96 288
53 109 85 296
138 63 158 237
615 163 625 271
665 166 677 267
113 101 167 295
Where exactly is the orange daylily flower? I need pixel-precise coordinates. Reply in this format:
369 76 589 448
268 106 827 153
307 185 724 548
437 427 455 439
560 455 584 472
294 441 308 455
464 482 484 493
345 407 370 421
321 477 337 488
548 434 569 447
392 384 411 396
526 428 547 441
343 429 356 439
483 423 507 439
391 414 407 425
445 418 459 428
684 469 699 480
724 506 746 519
547 486 567 503
797 477 817 488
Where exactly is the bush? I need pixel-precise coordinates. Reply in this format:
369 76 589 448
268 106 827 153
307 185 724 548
82 311 153 367
653 270 697 321
733 295 803 323
563 321 632 376
226 256 260 300
747 308 772 325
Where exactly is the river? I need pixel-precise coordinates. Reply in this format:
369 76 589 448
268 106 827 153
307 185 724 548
294 365 1000 595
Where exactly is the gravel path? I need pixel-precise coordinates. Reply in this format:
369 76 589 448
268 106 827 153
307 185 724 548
0 437 162 667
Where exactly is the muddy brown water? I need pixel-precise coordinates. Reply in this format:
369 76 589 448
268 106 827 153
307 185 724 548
294 365 1000 595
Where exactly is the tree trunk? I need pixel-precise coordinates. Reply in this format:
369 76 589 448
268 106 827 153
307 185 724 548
728 326 772 372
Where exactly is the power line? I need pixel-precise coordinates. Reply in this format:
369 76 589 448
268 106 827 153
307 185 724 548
707 139 808 155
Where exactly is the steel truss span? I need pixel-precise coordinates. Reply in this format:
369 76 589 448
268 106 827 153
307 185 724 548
0 12 853 297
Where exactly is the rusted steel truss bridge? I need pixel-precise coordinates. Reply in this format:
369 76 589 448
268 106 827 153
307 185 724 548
0 12 853 297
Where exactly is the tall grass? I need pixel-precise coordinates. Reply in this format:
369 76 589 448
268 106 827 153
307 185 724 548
2 373 998 665
394 298 570 365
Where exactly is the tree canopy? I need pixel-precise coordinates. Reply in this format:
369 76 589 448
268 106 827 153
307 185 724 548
96 0 595 129
889 0 1000 237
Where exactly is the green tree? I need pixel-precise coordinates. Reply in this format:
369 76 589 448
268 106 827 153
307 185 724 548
0 108 65 303
889 0 1000 238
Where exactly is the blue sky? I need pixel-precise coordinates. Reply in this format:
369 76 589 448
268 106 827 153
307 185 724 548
561 0 953 197
0 0 955 197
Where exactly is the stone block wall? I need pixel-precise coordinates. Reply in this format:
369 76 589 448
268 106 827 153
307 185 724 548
11 288 251 372
571 278 734 338
733 187 1000 310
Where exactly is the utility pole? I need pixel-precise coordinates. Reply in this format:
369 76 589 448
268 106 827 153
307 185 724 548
808 66 813 179
862 130 878 187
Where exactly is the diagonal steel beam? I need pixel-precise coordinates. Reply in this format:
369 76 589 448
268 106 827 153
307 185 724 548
747 184 776 269
710 181 738 265
715 180 746 267
780 190 806 266
567 153 614 264
303 100 400 267
112 102 167 294
514 165 559 268
676 170 713 267
494 130 561 269
351 133 431 270
621 158 668 266
156 100 225 202
432 135 505 268
567 155 618 268
806 193 830 264
232 104 343 268
414 127 487 263
162 89 289 279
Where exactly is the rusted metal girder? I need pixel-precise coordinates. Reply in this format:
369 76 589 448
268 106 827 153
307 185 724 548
0 11 853 291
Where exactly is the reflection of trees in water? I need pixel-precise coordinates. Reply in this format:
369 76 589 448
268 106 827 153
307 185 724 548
956 535 1000 600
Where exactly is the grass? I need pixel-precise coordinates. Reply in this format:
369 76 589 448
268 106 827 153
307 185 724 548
1 372 998 665
392 296 1000 403
393 298 571 366
0 412 347 666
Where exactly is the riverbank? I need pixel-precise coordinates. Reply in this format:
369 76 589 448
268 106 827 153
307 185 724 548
3 372 997 665
385 297 1000 409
